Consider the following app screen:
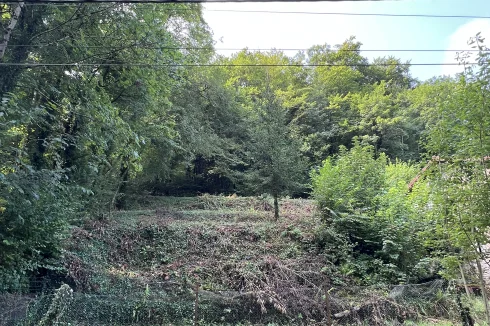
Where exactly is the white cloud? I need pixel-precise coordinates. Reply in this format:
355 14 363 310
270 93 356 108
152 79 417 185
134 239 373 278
442 19 490 76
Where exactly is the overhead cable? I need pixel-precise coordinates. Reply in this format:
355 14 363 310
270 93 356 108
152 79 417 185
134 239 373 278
11 3 490 19
1 0 431 3
0 62 475 67
202 8 490 19
3 45 483 52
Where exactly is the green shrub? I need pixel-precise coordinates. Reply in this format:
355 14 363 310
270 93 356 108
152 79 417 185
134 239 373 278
0 170 76 291
311 141 430 284
311 139 387 217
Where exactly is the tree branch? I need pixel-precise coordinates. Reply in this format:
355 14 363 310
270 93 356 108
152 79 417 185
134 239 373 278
0 2 25 60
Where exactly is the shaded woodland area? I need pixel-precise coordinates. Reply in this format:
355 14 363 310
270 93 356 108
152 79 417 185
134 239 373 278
1 2 490 325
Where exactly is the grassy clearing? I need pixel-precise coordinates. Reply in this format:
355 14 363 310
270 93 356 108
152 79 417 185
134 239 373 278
41 195 470 325
59 196 323 324
67 196 322 292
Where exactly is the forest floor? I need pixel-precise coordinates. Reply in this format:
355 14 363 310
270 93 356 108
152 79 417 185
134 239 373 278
20 195 475 325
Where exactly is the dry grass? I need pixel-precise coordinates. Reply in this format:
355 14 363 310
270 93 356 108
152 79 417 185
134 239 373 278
59 195 463 325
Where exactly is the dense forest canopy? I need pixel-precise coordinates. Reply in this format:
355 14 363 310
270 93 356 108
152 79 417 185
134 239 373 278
1 2 489 303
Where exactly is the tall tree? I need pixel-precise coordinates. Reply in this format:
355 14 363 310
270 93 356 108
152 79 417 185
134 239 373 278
0 2 214 287
245 86 306 219
413 33 490 322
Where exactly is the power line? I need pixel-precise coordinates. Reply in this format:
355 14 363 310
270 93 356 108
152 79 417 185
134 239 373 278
12 3 490 19
0 62 474 67
1 0 405 3
3 45 482 52
202 9 490 19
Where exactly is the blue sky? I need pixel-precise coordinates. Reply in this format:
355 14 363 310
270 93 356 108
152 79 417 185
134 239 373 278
203 0 490 81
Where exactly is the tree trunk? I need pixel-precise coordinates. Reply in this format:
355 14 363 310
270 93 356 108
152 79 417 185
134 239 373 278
110 163 129 215
114 163 129 210
273 193 279 220
0 5 44 94
476 256 490 324
0 2 24 60
459 262 472 299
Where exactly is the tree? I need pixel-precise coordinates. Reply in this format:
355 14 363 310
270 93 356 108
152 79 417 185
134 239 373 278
0 2 215 287
0 2 24 60
327 82 410 159
411 33 490 322
245 88 306 219
139 67 247 195
293 38 419 165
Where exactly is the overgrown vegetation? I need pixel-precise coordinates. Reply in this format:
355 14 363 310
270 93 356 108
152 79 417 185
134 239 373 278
1 196 482 325
1 2 490 325
311 141 426 285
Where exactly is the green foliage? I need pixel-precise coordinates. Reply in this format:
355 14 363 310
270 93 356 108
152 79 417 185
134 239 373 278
2 0 488 305
0 2 214 288
329 81 413 159
293 38 418 165
38 283 74 325
312 142 428 284
0 170 75 289
0 94 81 290
410 34 490 280
141 68 246 195
311 139 387 215
243 90 306 218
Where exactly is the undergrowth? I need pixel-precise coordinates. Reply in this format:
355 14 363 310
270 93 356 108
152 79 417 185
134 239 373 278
3 195 477 325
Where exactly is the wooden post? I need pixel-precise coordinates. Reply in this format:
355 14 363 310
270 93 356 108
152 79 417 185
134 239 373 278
193 283 200 326
273 193 279 220
325 286 332 326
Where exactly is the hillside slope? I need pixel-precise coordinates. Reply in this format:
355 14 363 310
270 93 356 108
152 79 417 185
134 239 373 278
63 195 329 325
9 195 464 326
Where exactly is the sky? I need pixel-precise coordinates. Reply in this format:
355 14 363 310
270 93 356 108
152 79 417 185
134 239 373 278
202 0 490 81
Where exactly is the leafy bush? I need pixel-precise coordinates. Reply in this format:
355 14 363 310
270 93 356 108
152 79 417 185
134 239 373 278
0 170 75 291
311 141 429 284
0 95 79 291
311 139 386 217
